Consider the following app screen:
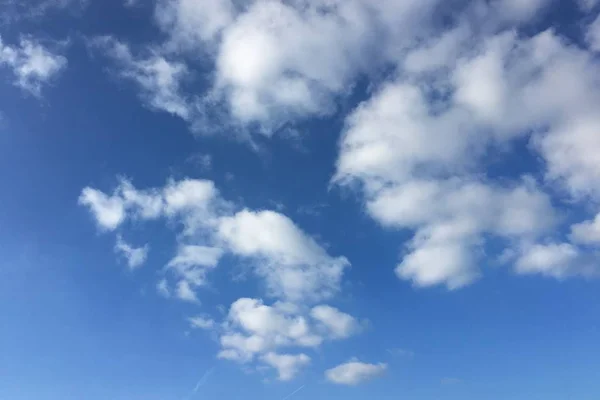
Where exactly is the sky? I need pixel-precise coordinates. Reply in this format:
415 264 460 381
1 0 600 399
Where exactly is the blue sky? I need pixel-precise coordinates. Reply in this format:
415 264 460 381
2 0 600 399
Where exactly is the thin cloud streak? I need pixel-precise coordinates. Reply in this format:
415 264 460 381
281 384 306 400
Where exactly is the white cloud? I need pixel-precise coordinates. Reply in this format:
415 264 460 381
176 279 198 303
156 0 235 46
0 36 66 95
261 352 310 381
334 22 600 288
79 178 220 232
217 210 350 302
79 187 126 231
188 315 215 330
140 0 442 133
167 245 223 287
325 359 387 385
217 298 359 379
218 298 322 362
570 213 600 245
80 178 352 310
91 36 192 119
114 235 149 269
310 305 359 339
514 243 598 278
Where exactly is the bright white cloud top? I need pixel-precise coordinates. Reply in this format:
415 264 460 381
325 359 387 385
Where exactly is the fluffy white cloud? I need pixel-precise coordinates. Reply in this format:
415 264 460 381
79 187 126 231
515 243 583 278
217 210 350 302
79 178 220 231
114 235 149 269
110 0 443 133
334 20 600 288
261 352 310 381
0 36 66 95
310 305 359 339
218 298 322 362
571 213 600 245
80 179 351 305
217 298 358 379
325 359 387 385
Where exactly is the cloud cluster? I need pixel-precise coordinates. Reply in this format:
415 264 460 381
80 178 360 379
95 0 443 134
75 0 600 383
0 36 67 95
80 178 349 304
334 14 600 288
216 298 359 380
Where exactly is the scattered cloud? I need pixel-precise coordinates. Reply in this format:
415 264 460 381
80 177 349 305
167 245 223 290
216 298 358 379
334 20 600 288
325 358 387 385
176 279 199 303
73 0 600 385
114 235 149 269
79 187 126 231
0 36 67 95
188 316 215 330
90 36 192 119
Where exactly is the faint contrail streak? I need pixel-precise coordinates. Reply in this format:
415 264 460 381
182 367 215 400
193 367 215 392
281 384 306 400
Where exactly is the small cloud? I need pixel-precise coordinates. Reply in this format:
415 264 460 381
114 235 149 269
188 315 215 330
325 358 387 385
176 280 199 303
157 278 171 298
0 35 67 96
